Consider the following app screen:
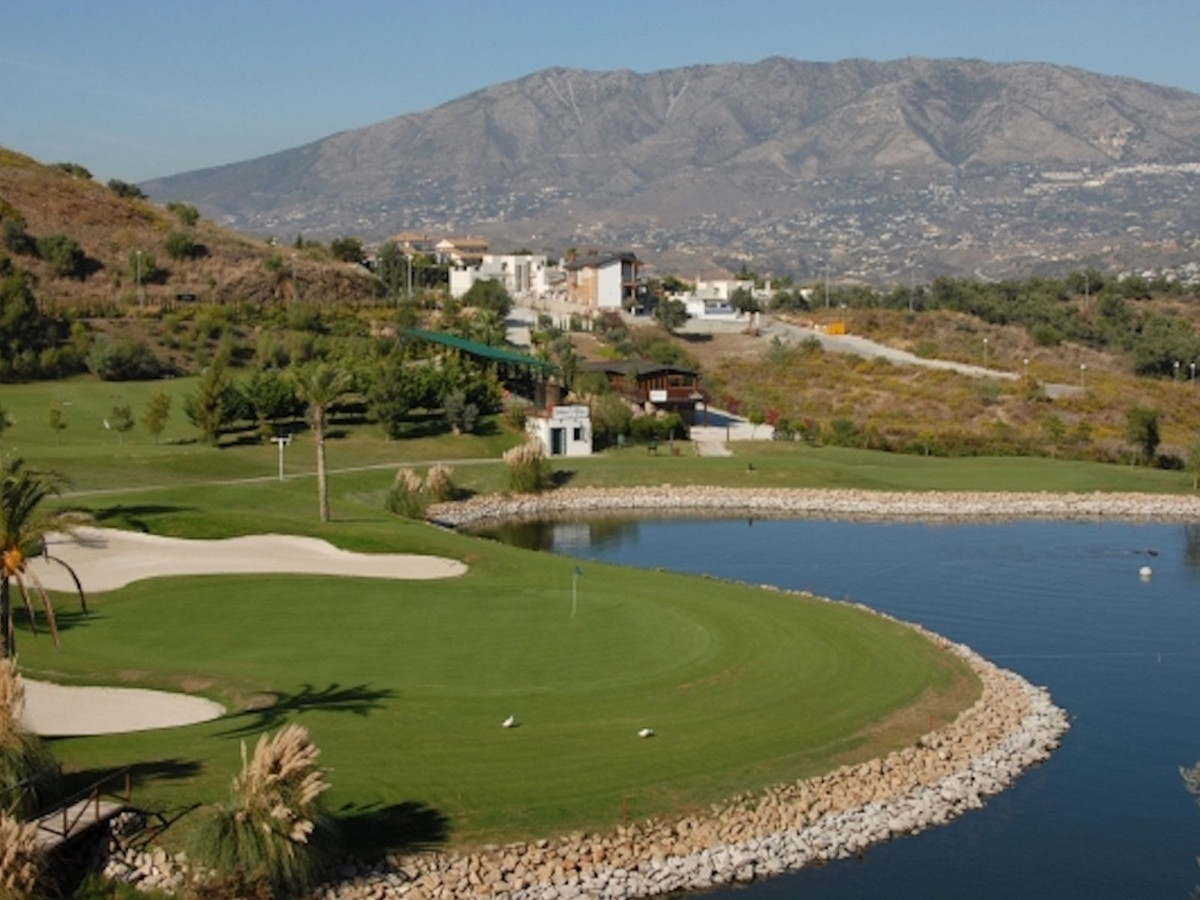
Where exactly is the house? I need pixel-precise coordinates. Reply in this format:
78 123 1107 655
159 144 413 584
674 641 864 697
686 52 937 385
387 231 440 255
526 404 593 457
434 237 489 266
565 252 641 310
579 359 707 424
449 253 553 302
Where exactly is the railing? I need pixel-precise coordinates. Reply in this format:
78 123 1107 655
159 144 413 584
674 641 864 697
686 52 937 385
32 768 132 845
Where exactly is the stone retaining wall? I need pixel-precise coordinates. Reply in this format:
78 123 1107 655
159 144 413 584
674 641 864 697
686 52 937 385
428 486 1200 529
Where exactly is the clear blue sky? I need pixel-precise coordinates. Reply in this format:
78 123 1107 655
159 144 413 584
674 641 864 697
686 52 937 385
5 0 1199 183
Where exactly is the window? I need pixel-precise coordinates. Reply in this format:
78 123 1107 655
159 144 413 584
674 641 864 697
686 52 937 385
573 426 584 442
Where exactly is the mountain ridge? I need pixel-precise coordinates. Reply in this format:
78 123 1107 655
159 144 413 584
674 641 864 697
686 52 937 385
142 56 1200 281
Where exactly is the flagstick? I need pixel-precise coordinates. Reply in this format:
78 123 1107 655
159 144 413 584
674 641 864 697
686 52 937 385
572 569 578 618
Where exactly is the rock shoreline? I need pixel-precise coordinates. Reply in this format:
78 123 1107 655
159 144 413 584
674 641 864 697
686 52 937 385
428 485 1200 529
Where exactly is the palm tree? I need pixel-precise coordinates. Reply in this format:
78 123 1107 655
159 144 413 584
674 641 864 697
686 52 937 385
0 459 90 659
292 364 352 522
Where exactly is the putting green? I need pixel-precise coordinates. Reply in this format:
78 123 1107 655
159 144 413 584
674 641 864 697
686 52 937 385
29 526 977 849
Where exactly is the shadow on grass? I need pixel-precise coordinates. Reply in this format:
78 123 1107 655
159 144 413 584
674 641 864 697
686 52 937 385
551 469 576 488
335 800 450 856
54 758 204 799
94 504 194 532
12 607 92 639
216 682 396 737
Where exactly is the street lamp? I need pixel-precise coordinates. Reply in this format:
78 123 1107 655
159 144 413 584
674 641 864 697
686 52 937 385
982 337 989 369
1175 360 1181 381
135 250 144 309
1080 363 1087 388
1023 357 1029 381
1192 362 1196 386
271 434 292 481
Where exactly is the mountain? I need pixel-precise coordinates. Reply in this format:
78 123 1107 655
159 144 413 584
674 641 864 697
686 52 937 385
141 57 1200 282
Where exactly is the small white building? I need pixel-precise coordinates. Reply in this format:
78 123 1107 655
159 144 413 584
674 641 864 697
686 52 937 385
525 405 593 457
450 253 553 302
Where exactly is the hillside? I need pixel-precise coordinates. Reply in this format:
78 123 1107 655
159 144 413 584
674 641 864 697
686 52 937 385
141 57 1200 281
0 147 379 311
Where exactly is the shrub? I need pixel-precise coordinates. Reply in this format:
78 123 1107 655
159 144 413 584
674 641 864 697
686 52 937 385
106 179 146 200
192 725 333 897
35 233 86 278
50 162 91 179
86 337 163 381
0 659 58 818
164 230 197 261
0 219 33 256
167 201 200 226
425 464 456 502
504 441 552 494
443 389 479 435
385 468 426 518
0 810 43 900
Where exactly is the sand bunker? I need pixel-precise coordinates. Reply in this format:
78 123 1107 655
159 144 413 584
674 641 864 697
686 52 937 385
19 527 466 736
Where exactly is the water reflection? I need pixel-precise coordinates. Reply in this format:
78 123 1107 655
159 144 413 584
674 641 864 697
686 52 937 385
1184 524 1200 569
476 517 641 553
1184 759 1200 900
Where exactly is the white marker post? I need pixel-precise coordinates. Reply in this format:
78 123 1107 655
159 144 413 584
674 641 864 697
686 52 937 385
572 565 582 618
271 434 292 481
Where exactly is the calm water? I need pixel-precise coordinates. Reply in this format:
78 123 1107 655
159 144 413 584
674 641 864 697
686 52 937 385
482 517 1200 899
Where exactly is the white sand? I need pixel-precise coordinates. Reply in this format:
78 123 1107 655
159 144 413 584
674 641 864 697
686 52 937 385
19 527 467 736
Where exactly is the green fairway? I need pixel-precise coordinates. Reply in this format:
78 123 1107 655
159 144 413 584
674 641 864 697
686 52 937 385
13 372 1185 853
20 490 974 850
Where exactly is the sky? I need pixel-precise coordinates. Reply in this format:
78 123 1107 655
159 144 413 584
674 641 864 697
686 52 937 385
4 0 1200 184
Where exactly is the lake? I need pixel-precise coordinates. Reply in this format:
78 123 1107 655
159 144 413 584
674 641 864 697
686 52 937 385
480 516 1200 898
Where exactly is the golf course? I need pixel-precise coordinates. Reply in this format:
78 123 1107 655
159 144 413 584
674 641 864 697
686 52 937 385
4 374 1190 856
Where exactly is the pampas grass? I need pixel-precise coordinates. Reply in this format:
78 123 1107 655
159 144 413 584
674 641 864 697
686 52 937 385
192 724 333 897
504 441 552 494
384 467 426 519
424 464 455 502
0 810 42 900
385 465 457 518
0 659 57 818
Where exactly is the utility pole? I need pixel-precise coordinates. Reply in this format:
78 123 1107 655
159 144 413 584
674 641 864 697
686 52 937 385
824 261 830 310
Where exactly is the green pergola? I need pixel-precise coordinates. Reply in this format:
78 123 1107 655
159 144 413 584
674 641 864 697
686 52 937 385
402 329 557 373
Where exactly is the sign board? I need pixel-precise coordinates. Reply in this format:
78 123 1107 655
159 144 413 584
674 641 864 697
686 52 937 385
649 389 668 403
551 405 590 420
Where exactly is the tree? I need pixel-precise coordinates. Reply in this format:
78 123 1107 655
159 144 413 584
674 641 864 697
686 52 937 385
0 459 90 659
1187 440 1200 490
461 279 512 318
1125 407 1160 465
292 364 352 522
329 237 364 263
242 368 302 439
377 241 407 300
654 297 688 333
108 404 134 444
46 400 66 444
0 404 10 442
185 360 232 446
141 389 171 443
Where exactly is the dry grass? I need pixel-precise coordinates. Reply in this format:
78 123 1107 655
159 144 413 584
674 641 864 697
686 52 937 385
0 147 379 312
0 810 42 900
192 724 333 896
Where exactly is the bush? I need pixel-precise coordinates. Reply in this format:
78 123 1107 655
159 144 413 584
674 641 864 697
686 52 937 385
0 659 59 818
504 441 552 494
167 201 200 226
107 179 146 200
0 219 33 256
425 463 456 502
35 233 86 278
191 725 333 898
385 468 426 518
86 337 163 381
164 230 197 260
0 810 43 899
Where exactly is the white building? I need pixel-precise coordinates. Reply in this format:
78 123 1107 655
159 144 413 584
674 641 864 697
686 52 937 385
450 253 553 302
525 405 593 457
